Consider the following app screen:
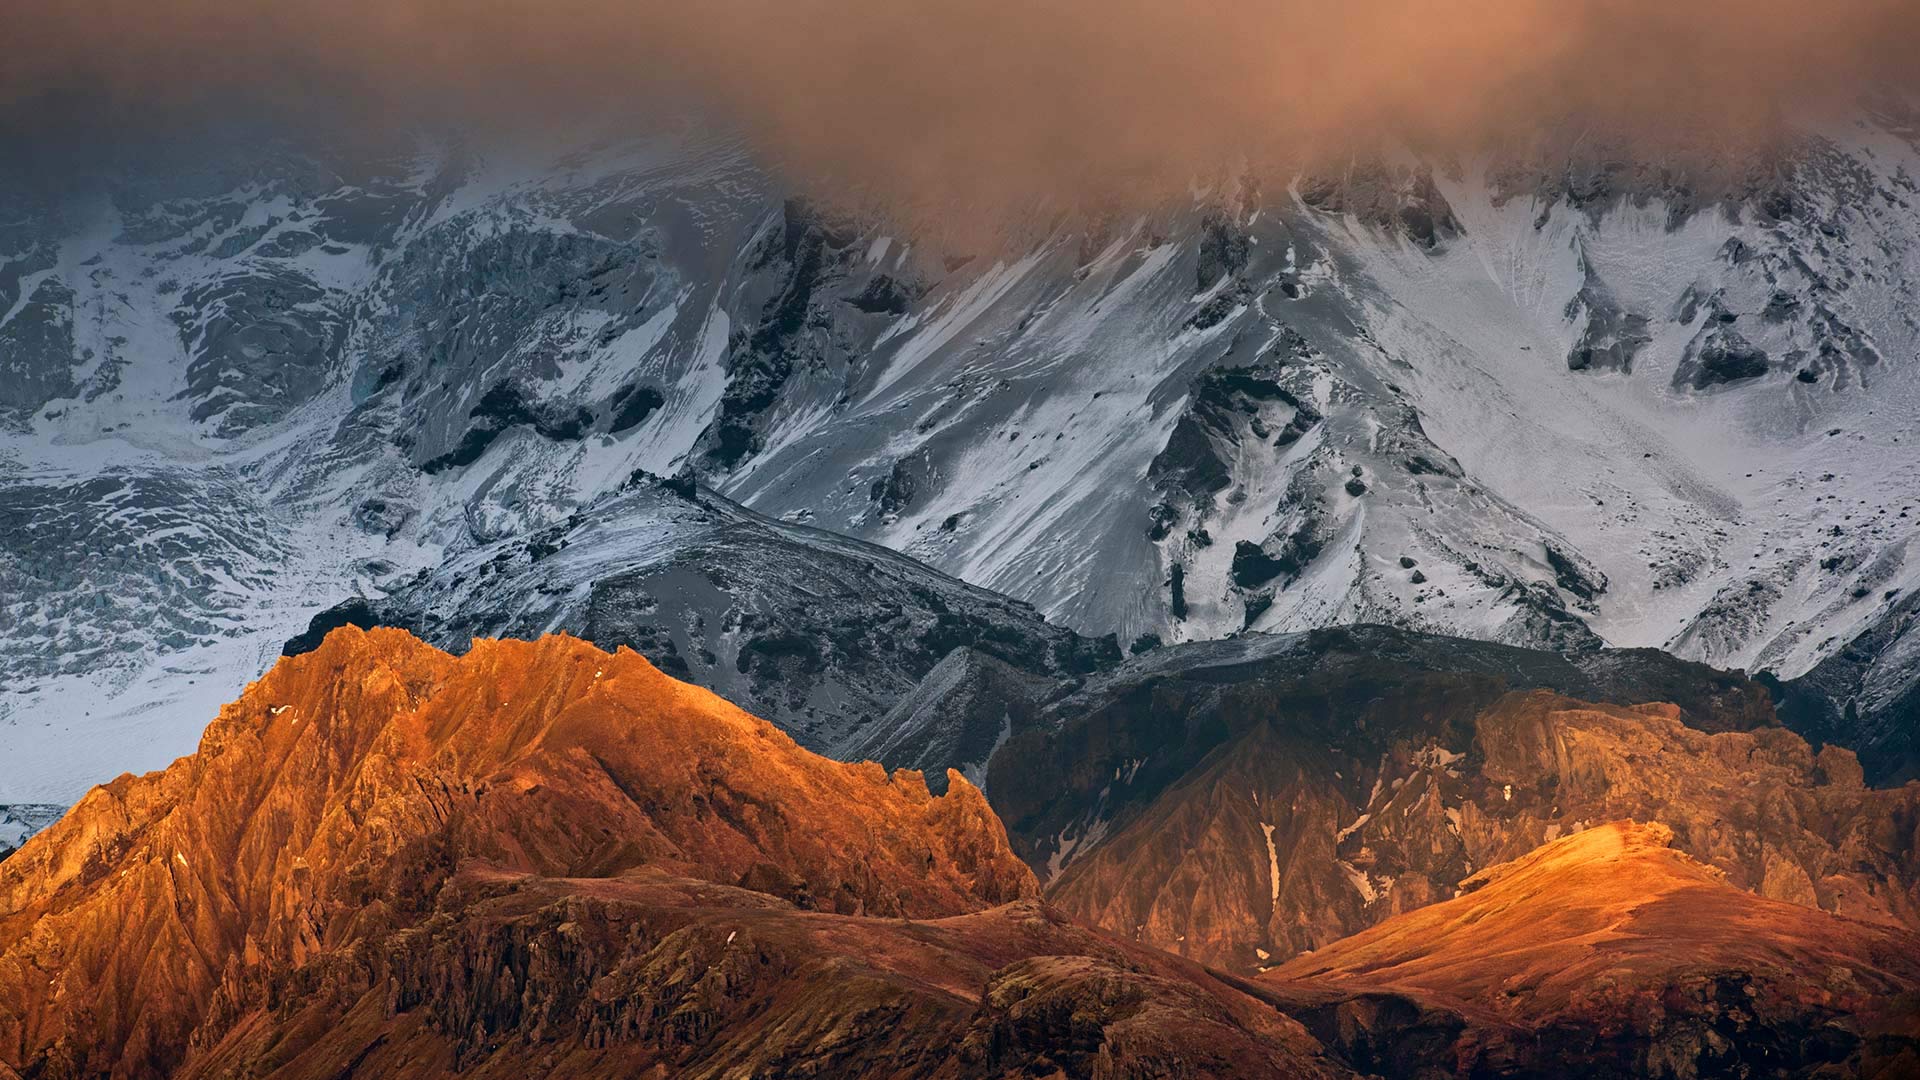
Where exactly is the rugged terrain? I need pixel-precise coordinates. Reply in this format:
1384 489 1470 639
7 109 1920 805
1264 821 1920 1078
5 628 1916 1079
0 807 60 863
279 474 1113 777
985 626 1920 975
0 627 1348 1080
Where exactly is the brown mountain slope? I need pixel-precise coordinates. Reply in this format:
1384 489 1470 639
1035 689 1920 975
1263 821 1920 1078
175 873 1347 1080
0 627 1350 1079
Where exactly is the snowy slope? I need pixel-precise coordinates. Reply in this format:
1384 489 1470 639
5 112 1920 802
289 473 1110 767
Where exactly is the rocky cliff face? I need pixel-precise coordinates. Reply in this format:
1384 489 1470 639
1263 821 1920 1079
0 627 1353 1080
5 625 1916 1078
167 884 1351 1080
0 627 1033 1076
988 628 1920 976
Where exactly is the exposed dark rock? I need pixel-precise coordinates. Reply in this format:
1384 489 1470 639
1186 289 1246 331
171 268 346 436
1231 541 1289 589
707 200 839 469
1242 592 1273 628
1565 277 1650 372
1544 544 1607 603
1678 327 1770 389
420 382 594 473
1150 414 1233 498
1769 588 1920 784
288 483 1107 770
870 452 932 517
606 383 665 433
848 647 1060 789
1149 358 1316 510
661 463 699 500
988 626 1895 979
1196 213 1252 290
846 273 917 315
281 597 414 656
1146 502 1181 542
350 497 411 537
1299 163 1461 250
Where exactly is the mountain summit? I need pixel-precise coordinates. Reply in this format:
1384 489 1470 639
0 628 1042 1076
0 628 1365 1079
1265 820 1920 1076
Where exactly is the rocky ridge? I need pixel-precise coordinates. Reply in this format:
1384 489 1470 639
0 627 1352 1080
4 627 1916 1078
1264 821 1920 1078
278 476 1113 773
985 627 1920 975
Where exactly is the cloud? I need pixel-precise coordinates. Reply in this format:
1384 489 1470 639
8 0 1918 231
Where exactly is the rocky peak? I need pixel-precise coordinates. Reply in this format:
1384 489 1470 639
1264 820 1920 1077
0 626 1035 1077
998 632 1919 976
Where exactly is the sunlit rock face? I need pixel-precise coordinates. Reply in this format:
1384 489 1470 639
1263 821 1920 1079
3 624 1915 1078
0 626 1059 1068
986 626 1920 975
0 626 1372 1080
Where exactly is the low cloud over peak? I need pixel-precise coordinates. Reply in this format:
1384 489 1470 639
8 0 1918 230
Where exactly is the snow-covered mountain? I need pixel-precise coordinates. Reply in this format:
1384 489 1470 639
6 109 1920 803
284 471 1112 782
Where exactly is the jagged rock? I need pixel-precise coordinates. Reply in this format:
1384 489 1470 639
705 199 845 468
988 627 1916 975
0 628 1352 1080
11 120 1920 838
1196 213 1251 290
0 629 1027 1075
1231 540 1290 588
1771 587 1920 784
1679 326 1771 389
1298 163 1460 249
1565 277 1650 372
845 647 1056 791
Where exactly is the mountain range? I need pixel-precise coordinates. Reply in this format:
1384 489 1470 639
4 88 1920 1079
6 110 1920 811
4 627 1916 1078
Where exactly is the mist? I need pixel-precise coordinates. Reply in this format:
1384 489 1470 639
8 0 1918 234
